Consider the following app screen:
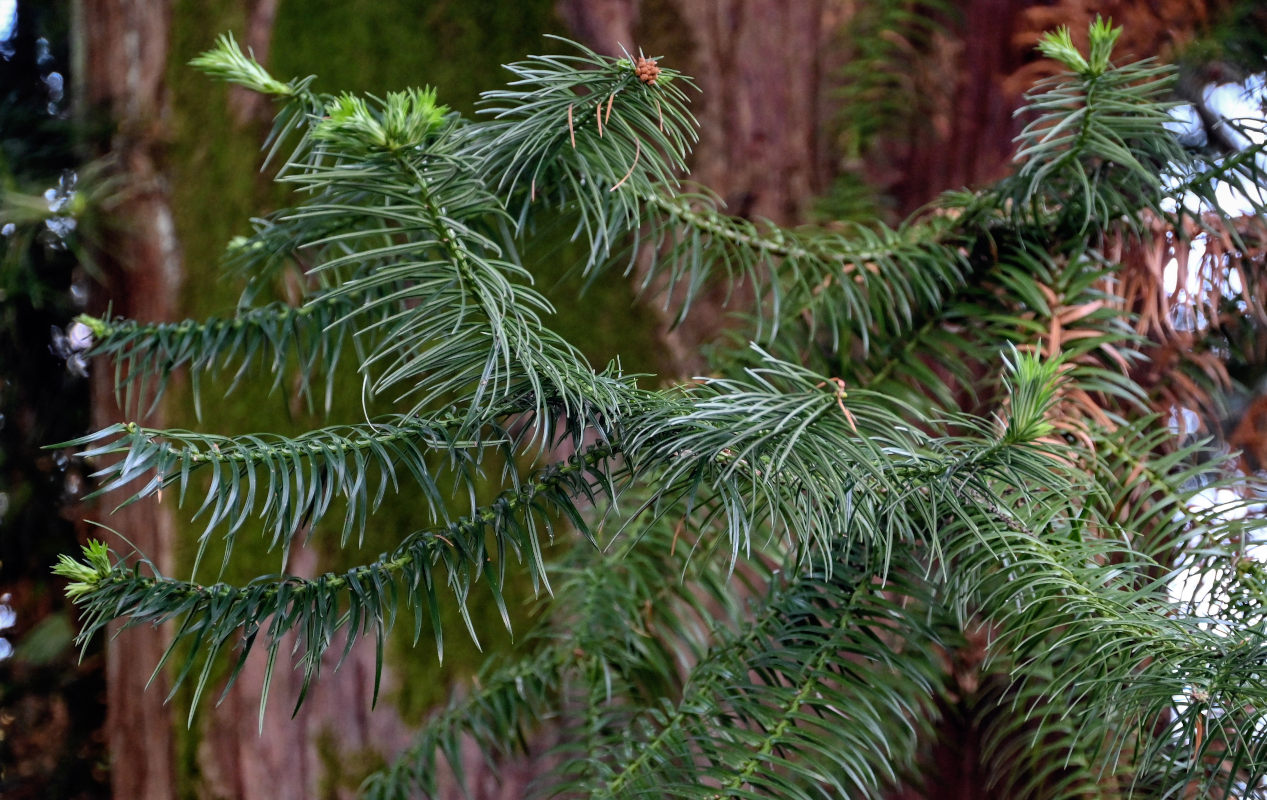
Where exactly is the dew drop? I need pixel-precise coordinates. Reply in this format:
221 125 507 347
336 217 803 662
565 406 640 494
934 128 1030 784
0 593 15 662
0 0 16 60
68 320 92 350
45 215 76 238
63 471 83 499
66 353 88 377
44 71 63 102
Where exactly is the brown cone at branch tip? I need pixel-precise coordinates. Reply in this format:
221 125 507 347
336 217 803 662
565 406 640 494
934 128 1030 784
634 56 660 85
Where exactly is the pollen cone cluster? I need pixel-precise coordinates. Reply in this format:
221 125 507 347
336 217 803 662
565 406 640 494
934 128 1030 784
634 56 660 85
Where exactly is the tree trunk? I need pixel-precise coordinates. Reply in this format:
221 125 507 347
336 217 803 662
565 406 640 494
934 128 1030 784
72 2 182 798
554 0 639 54
195 541 412 800
879 0 1218 216
227 0 280 125
889 0 1031 215
665 0 832 223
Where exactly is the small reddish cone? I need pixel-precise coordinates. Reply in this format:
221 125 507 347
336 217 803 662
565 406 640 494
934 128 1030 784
634 57 660 85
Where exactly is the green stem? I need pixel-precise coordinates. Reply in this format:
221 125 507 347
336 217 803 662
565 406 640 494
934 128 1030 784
118 415 463 466
81 291 363 345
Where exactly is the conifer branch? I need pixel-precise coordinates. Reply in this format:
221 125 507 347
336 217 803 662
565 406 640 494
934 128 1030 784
79 291 379 418
61 414 508 565
56 442 619 717
49 22 1267 797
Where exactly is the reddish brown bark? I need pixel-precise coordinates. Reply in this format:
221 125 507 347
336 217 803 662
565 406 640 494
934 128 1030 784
554 0 640 55
891 0 1031 215
228 0 280 125
666 0 833 224
874 0 1220 215
73 2 182 798
196 544 411 800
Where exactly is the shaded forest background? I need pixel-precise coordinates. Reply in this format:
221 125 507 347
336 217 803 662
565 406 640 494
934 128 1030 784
0 0 1257 797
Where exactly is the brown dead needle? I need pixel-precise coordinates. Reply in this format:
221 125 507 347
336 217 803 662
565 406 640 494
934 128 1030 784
611 137 641 191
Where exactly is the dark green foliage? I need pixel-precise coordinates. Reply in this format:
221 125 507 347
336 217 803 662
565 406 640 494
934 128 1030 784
49 20 1267 799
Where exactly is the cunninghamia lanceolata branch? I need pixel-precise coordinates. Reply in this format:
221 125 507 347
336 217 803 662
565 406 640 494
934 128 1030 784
51 23 1267 795
477 37 697 266
187 38 632 431
636 190 976 346
618 347 1068 570
596 568 808 796
189 33 297 98
59 413 512 565
594 557 942 797
248 88 639 431
610 38 1257 354
348 143 620 427
57 442 620 719
365 509 746 799
79 290 381 419
1004 33 1186 233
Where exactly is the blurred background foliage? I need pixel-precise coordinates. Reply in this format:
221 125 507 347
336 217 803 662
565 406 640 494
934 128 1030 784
0 2 105 797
